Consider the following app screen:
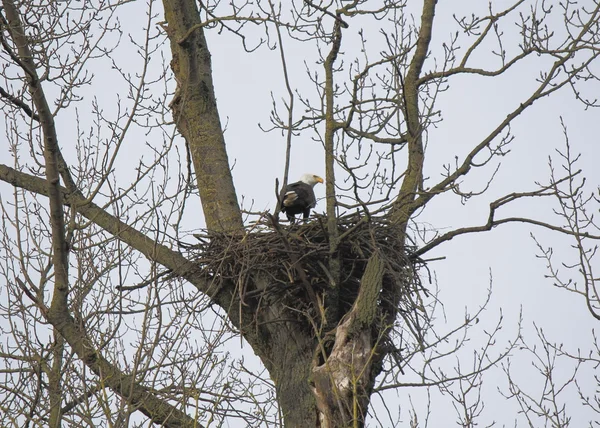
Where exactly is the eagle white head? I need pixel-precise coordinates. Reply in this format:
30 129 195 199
299 173 324 187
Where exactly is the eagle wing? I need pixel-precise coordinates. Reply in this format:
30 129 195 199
280 181 316 219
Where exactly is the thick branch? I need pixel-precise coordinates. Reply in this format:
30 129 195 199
322 13 345 328
0 165 209 426
324 18 343 236
2 2 68 425
162 0 243 234
0 85 39 121
0 164 226 306
50 305 202 427
417 50 533 85
391 0 437 236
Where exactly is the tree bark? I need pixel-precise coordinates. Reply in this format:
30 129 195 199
2 1 68 425
264 326 318 427
163 0 243 234
322 18 344 330
311 254 385 428
391 0 437 235
48 332 65 428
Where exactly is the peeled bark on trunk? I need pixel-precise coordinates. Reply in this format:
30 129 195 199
240 252 388 427
310 254 385 428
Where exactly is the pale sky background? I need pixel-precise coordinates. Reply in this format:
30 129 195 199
201 1 600 425
1 0 599 426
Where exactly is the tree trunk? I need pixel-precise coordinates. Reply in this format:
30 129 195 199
161 2 399 426
265 326 318 427
163 0 243 234
310 254 385 428
241 254 386 428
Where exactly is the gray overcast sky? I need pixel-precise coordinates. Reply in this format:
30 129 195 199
1 0 599 426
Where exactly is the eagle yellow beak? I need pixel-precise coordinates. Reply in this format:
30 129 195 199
315 176 324 184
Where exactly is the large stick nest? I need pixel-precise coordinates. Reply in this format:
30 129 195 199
183 212 428 341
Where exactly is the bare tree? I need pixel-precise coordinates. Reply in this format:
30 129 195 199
0 0 599 427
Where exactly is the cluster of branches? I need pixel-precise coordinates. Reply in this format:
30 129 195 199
0 0 598 427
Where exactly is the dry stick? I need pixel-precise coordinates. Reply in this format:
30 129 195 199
0 85 40 121
269 214 323 324
268 0 295 219
274 178 282 224
0 164 208 426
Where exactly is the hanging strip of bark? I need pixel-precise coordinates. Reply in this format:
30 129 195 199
311 254 385 428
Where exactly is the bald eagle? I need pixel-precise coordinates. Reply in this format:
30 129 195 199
280 173 324 223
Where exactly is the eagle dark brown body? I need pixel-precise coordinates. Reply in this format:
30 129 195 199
280 173 324 223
